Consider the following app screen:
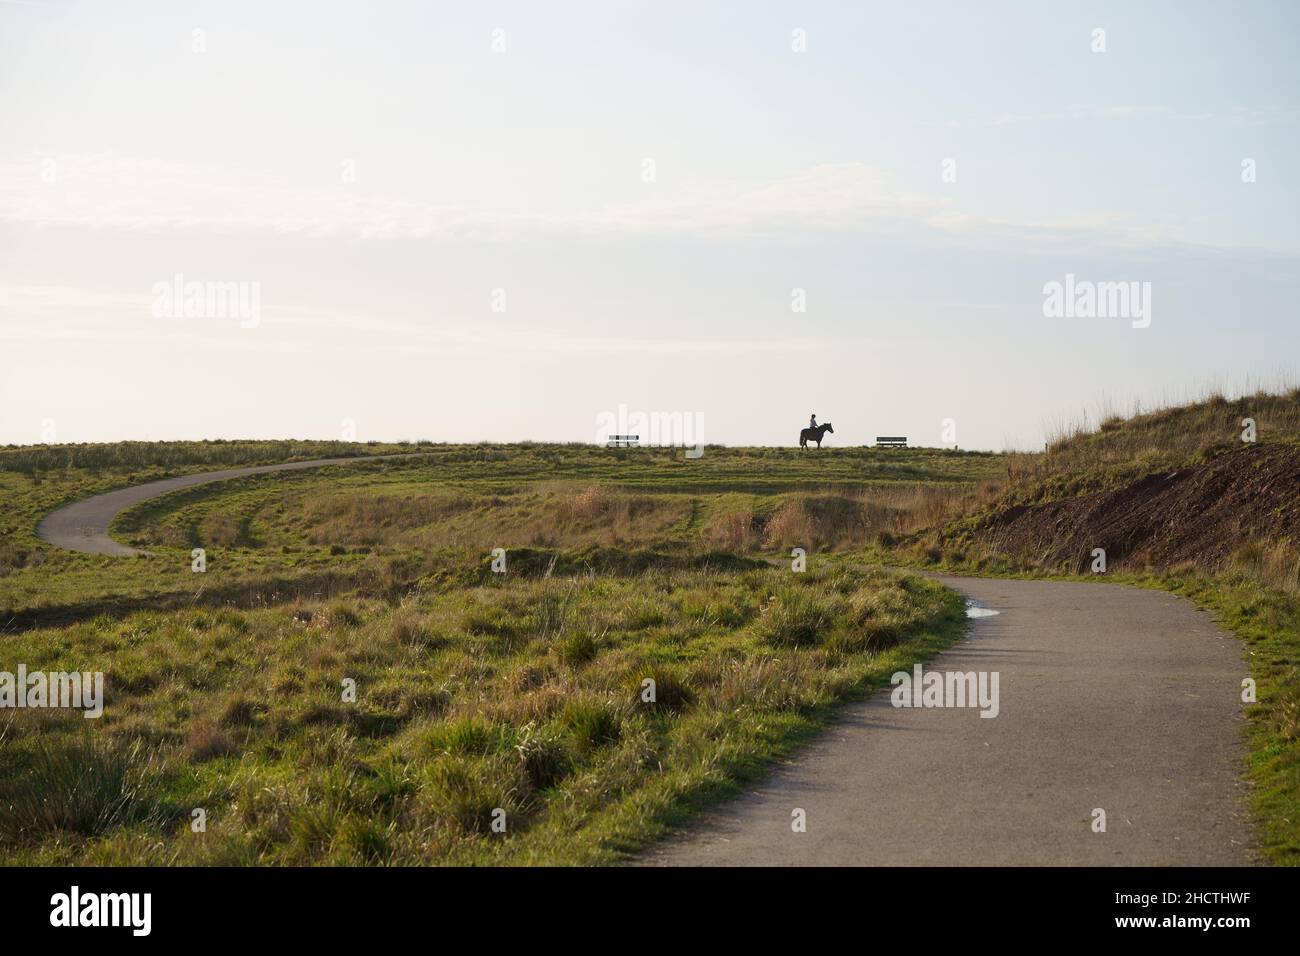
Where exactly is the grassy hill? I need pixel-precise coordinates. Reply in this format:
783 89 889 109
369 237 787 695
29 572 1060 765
1 441 994 865
1006 387 1300 503
1 443 1002 623
2 392 1296 864
915 389 1300 588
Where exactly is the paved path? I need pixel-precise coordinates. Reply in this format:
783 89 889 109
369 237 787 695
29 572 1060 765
36 455 418 556
643 575 1256 866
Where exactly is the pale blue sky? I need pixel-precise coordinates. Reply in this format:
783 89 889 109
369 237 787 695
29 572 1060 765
1 0 1297 449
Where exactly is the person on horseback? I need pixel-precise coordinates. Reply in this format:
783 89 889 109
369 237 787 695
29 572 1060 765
799 415 833 448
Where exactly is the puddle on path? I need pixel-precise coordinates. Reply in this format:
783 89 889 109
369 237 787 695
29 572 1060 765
965 600 1001 619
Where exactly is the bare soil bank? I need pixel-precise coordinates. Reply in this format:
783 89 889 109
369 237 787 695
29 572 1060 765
966 443 1300 572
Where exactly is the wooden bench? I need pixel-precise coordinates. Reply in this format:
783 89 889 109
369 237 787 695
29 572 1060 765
875 436 908 448
606 434 639 448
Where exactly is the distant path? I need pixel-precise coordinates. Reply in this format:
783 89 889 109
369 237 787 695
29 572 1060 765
642 575 1256 866
36 455 420 556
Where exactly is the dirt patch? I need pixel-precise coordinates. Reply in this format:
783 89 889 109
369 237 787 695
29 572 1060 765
965 443 1300 572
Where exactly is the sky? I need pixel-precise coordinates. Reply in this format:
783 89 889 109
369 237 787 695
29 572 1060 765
1 0 1297 450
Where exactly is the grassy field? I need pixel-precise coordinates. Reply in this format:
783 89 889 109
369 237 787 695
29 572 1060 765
0 442 990 864
2 444 1001 624
3 392 1296 864
1 560 965 865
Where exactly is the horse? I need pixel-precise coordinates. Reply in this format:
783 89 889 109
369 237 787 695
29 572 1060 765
799 422 834 448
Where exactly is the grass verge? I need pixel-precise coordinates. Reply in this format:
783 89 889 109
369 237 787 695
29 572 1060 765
0 558 965 865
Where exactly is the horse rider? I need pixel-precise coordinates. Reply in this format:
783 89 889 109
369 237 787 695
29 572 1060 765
809 413 818 430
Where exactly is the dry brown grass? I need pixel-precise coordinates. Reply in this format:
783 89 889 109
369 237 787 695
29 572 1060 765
298 484 687 552
704 484 1009 552
547 484 677 545
554 484 626 522
185 719 238 762
304 492 475 546
705 502 758 551
202 513 240 548
1231 540 1300 596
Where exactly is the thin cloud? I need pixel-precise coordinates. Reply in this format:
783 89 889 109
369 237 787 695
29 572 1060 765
0 282 844 356
0 153 948 240
0 152 1291 261
931 104 1294 128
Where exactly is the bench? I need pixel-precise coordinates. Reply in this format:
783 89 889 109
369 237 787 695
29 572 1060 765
875 436 908 448
606 434 639 448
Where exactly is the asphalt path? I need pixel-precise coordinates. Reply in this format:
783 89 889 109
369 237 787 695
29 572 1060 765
642 575 1255 865
36 455 417 556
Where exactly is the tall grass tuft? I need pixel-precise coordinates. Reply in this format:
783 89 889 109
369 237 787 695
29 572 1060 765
555 630 599 668
559 698 622 753
0 738 169 842
755 588 843 647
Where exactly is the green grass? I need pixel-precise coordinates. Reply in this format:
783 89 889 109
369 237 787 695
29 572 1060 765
2 441 984 865
0 559 965 865
0 438 427 477
2 443 1002 625
1162 572 1300 865
6 406 1296 865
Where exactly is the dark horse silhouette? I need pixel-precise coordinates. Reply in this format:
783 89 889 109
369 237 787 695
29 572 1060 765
799 422 834 448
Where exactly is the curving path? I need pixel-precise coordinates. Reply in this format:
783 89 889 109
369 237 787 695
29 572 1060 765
38 467 1261 865
36 455 419 556
642 574 1257 866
